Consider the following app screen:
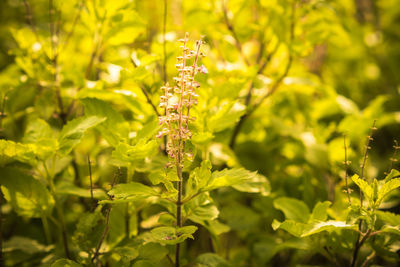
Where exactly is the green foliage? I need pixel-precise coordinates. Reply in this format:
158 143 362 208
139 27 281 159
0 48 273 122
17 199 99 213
1 0 400 266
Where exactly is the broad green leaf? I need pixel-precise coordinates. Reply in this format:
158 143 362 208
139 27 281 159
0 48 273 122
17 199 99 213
203 168 258 191
384 169 400 182
272 219 305 237
0 167 54 218
207 102 246 132
137 243 168 263
376 210 400 226
376 178 400 206
188 204 219 224
58 116 106 155
273 197 310 223
309 201 331 222
195 253 232 267
55 181 108 200
81 98 129 146
232 173 271 196
23 118 54 143
146 226 197 245
111 140 158 165
351 174 373 202
191 131 214 146
135 119 161 143
0 140 37 165
72 208 104 251
380 225 400 236
3 236 50 254
108 182 159 199
301 221 357 237
112 246 139 263
51 259 83 267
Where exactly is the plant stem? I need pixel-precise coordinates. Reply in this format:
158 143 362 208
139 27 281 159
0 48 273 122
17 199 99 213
175 165 183 267
43 162 71 259
0 190 3 267
344 135 352 205
163 0 168 83
41 215 52 244
88 155 95 211
351 229 371 267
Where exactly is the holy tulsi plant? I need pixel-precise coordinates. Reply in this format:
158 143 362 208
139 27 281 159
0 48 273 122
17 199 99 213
157 33 205 266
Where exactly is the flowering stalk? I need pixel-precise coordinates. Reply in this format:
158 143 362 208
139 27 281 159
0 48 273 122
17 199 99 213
157 33 206 267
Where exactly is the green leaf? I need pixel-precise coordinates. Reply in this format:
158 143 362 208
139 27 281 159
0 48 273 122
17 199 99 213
384 169 400 182
81 98 129 146
203 168 258 192
207 102 246 133
58 116 106 155
351 174 373 202
111 140 158 165
0 167 54 218
232 173 271 196
376 178 400 206
108 182 159 199
376 210 400 226
0 140 37 166
309 201 331 222
55 181 108 200
273 197 310 223
301 221 357 237
188 204 219 224
146 226 197 245
51 259 83 267
72 208 104 251
195 253 232 267
272 219 305 237
380 225 400 236
3 236 50 254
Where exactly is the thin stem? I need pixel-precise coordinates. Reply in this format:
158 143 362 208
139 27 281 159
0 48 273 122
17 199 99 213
360 251 376 267
22 0 41 45
88 155 95 211
359 120 377 206
41 215 52 244
49 0 65 124
222 0 250 66
43 161 71 259
344 135 352 205
229 3 296 149
0 191 3 267
0 94 7 132
175 165 183 267
91 168 119 265
163 0 168 83
385 140 399 175
61 0 84 51
351 229 371 267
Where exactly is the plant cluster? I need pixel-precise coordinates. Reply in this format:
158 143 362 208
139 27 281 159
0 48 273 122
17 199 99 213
0 1 400 267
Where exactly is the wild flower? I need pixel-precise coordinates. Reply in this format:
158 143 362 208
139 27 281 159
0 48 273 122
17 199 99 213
157 33 206 168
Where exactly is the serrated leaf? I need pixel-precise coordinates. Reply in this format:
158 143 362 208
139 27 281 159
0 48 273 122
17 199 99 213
0 140 37 165
55 181 108 200
384 169 400 182
58 116 106 155
380 225 400 236
3 236 50 254
376 210 400 226
188 204 219 224
108 182 159 199
232 173 271 196
272 219 305 237
111 140 158 166
301 221 357 237
351 174 373 202
0 167 54 218
51 259 83 267
377 178 400 206
309 201 331 222
203 168 258 192
273 197 310 223
147 226 197 245
195 253 232 267
81 98 129 146
207 102 246 132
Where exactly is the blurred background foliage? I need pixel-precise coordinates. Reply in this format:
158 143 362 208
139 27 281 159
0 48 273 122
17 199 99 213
1 0 400 266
